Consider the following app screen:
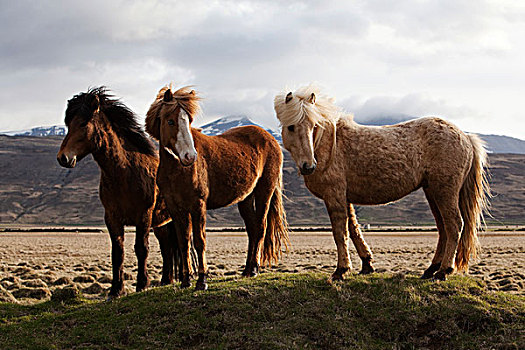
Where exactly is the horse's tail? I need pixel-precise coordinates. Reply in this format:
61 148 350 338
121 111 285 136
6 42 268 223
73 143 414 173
262 173 290 266
456 134 491 271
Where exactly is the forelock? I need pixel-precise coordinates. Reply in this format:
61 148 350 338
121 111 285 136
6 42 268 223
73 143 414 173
150 84 201 121
274 84 343 127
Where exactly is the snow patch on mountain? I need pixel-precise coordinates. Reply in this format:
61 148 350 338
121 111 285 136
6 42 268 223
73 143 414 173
198 115 281 141
1 125 67 137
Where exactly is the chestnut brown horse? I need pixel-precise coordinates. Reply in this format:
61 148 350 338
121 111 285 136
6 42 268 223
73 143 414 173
275 85 490 281
57 87 180 298
146 85 289 290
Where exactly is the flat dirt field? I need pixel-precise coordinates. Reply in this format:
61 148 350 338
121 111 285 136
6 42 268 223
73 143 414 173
1 231 523 303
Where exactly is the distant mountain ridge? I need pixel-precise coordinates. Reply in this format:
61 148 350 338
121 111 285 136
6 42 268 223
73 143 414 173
2 125 66 137
1 135 523 226
2 116 524 154
198 115 281 141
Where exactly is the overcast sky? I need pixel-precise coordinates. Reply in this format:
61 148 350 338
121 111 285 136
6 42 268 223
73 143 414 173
1 0 524 139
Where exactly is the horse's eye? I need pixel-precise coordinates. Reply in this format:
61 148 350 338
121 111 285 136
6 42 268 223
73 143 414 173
167 120 175 126
287 125 295 132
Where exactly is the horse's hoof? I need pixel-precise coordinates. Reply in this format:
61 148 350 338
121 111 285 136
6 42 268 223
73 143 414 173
160 278 174 286
195 282 208 291
359 258 375 275
331 267 349 281
106 294 119 302
136 280 150 292
242 265 258 277
421 263 441 279
108 285 125 299
433 267 454 281
195 273 208 291
421 271 435 280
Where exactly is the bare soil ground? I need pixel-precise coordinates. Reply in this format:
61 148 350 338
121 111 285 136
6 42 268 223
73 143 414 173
0 231 523 303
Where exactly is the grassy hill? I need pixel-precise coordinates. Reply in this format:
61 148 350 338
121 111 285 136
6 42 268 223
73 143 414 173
1 135 524 226
0 273 523 349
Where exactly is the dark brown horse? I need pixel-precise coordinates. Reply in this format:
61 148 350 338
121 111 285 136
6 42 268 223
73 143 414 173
146 85 289 290
57 87 180 298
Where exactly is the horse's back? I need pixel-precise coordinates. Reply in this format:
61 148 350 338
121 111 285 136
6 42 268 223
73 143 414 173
193 125 282 209
335 116 474 204
217 125 281 152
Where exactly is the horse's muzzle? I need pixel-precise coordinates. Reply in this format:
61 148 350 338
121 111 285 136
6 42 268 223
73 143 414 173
180 152 197 167
300 161 317 175
57 154 77 168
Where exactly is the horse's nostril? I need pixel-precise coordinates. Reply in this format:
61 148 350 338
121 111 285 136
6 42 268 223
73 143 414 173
57 154 68 166
300 162 316 175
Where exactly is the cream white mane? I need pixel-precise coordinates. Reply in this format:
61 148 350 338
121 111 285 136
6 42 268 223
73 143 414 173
274 85 347 171
274 85 346 128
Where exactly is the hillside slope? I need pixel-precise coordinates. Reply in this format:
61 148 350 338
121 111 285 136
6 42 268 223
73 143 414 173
1 135 524 226
0 273 523 349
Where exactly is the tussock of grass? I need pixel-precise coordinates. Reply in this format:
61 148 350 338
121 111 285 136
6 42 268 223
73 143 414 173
1 273 523 349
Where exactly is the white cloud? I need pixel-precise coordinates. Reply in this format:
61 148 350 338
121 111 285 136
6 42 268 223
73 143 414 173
0 0 524 139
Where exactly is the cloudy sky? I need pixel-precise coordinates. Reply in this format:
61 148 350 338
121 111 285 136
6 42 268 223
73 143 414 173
1 0 524 139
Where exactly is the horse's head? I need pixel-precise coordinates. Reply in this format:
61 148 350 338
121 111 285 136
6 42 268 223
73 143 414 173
274 89 319 175
146 85 200 166
57 89 102 168
275 86 341 176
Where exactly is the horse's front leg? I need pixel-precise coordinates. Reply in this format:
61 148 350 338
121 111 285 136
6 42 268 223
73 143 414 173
105 214 125 299
347 204 374 274
192 201 208 290
135 219 152 292
324 198 352 281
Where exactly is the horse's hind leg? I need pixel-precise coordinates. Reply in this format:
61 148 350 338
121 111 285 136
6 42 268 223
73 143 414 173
251 184 274 273
192 201 208 290
421 190 446 279
347 204 374 274
324 196 352 280
433 194 463 281
174 211 193 288
238 194 258 277
105 214 125 299
135 221 151 292
153 224 174 285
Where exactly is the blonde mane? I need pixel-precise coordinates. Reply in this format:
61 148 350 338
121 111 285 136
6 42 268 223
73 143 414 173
274 85 345 170
274 85 345 128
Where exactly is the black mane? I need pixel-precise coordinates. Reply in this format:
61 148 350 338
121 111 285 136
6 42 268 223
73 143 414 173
65 87 156 156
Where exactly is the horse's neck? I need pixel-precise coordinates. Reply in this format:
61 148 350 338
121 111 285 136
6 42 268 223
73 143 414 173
313 119 338 171
91 123 141 178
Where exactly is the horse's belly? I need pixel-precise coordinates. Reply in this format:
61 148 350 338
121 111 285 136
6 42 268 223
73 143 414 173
347 183 419 205
206 175 259 209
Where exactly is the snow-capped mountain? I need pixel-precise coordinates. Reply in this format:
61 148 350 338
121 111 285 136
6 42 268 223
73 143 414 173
198 115 281 141
2 125 67 137
3 117 524 154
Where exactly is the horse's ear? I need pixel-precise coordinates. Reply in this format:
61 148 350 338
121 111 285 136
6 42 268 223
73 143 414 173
307 93 316 104
190 90 195 95
91 95 100 113
164 89 173 102
285 92 293 104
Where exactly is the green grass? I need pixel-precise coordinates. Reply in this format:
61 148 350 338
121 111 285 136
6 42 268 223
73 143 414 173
1 273 523 349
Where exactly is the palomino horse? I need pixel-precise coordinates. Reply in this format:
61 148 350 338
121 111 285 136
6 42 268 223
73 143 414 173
57 87 181 298
146 85 289 290
275 85 490 281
